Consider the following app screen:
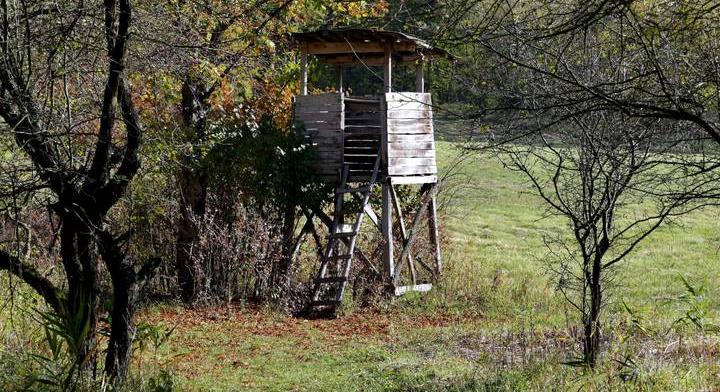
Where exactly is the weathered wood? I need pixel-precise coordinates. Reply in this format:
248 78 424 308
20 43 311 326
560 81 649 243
385 101 430 111
389 157 436 167
364 204 381 231
387 109 433 119
384 43 392 93
388 165 437 175
336 65 343 93
387 118 433 127
307 41 416 55
393 184 434 285
416 64 424 93
344 134 381 141
301 43 308 95
388 175 437 184
322 55 386 66
290 213 315 264
296 123 342 133
388 149 435 158
314 153 342 162
295 96 342 107
294 106 344 115
387 133 434 142
296 116 343 123
309 140 343 147
386 124 433 134
314 145 345 152
428 194 442 276
308 144 342 153
295 115 343 124
382 183 394 282
385 92 431 103
320 53 425 65
380 96 388 171
388 141 434 151
346 193 381 232
389 183 416 285
344 97 381 103
395 284 432 296
305 134 342 142
305 133 342 140
295 93 342 105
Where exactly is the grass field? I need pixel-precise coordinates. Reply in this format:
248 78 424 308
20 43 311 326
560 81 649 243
2 142 720 391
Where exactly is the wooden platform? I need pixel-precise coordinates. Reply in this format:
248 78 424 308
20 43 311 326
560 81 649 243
293 92 437 184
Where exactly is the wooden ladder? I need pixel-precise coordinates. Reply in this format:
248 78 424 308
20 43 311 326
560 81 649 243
308 151 382 312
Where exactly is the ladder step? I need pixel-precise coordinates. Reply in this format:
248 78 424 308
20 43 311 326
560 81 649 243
314 276 348 284
310 300 341 307
332 223 354 233
337 186 368 194
330 231 357 239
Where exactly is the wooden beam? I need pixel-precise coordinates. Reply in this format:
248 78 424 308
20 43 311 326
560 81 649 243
389 175 437 184
395 283 433 296
382 183 394 283
290 213 315 263
383 43 392 93
389 182 416 285
428 193 442 276
364 204 381 231
307 41 415 55
301 42 308 95
392 184 434 285
336 65 343 93
415 63 424 93
320 54 423 66
305 211 326 260
309 206 332 228
355 247 380 277
349 193 381 232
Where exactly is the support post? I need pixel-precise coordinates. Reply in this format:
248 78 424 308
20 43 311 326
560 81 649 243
336 65 343 94
300 43 308 95
415 62 424 93
393 184 433 285
383 43 392 93
382 182 394 285
389 183 417 285
428 189 442 276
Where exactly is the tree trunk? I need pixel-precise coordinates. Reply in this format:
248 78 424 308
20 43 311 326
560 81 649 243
275 205 297 291
176 167 208 304
104 267 139 380
59 220 100 372
584 254 602 368
175 78 209 305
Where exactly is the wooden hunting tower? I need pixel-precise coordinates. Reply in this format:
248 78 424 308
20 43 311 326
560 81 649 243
291 29 446 313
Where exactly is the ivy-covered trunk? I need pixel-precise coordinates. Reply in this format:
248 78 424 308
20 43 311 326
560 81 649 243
176 78 210 305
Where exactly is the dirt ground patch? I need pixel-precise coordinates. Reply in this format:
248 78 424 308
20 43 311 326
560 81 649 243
141 305 482 344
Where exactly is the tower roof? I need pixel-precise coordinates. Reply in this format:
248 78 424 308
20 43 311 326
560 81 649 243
291 28 452 65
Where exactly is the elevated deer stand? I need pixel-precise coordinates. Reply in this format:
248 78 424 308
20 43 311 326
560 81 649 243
291 29 447 314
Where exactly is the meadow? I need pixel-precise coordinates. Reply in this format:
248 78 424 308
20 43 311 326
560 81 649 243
2 142 720 391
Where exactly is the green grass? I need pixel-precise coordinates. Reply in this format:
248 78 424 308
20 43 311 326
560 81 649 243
3 142 720 391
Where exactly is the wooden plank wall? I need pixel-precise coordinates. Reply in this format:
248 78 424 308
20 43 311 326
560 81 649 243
384 93 437 182
293 93 343 181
